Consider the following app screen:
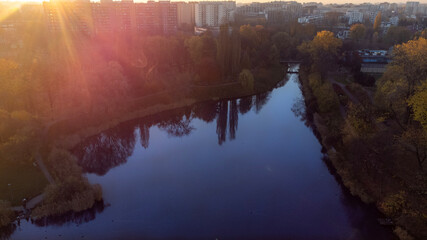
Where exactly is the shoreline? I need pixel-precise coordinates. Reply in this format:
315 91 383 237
297 67 419 240
50 69 285 151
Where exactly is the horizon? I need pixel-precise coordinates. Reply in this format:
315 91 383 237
1 0 426 5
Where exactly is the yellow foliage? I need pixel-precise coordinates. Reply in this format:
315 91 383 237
408 81 427 132
380 191 406 217
10 110 33 122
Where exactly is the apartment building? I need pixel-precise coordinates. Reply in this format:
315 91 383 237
346 10 363 25
405 1 419 16
176 2 196 29
43 0 177 36
195 1 236 27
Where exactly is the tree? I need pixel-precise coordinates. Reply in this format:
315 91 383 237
239 69 254 91
272 32 292 59
373 11 382 32
217 24 232 76
376 38 427 126
0 200 14 227
408 81 427 132
391 38 427 95
350 24 366 42
400 127 427 170
298 31 342 74
385 26 412 45
239 24 258 49
230 28 242 75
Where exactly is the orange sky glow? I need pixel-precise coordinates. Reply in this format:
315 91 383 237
0 0 424 4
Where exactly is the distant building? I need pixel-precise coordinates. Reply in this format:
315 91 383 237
336 30 350 39
346 10 363 25
195 1 236 27
298 15 323 25
405 1 419 16
390 16 399 25
43 0 178 36
176 2 195 29
236 1 302 24
358 49 391 74
365 11 380 23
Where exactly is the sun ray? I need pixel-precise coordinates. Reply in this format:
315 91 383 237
0 2 22 23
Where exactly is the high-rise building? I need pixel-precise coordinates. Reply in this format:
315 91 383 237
176 2 196 29
405 1 419 16
43 0 177 36
195 1 236 27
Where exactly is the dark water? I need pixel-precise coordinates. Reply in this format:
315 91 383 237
10 67 396 240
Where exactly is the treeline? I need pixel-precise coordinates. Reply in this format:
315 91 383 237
0 22 318 163
298 31 427 239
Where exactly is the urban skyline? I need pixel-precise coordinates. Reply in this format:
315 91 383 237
1 0 427 4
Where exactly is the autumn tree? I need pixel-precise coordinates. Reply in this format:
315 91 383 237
298 30 342 74
373 11 382 32
350 24 366 42
239 69 254 91
408 81 427 132
384 26 412 45
376 38 427 124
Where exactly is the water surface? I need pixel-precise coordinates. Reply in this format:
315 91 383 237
10 67 395 240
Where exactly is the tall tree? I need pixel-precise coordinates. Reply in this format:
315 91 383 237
298 31 342 74
373 11 382 32
350 24 366 42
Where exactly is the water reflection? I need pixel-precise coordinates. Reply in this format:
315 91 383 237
33 200 106 227
74 90 273 175
0 223 16 240
74 124 136 176
11 65 396 239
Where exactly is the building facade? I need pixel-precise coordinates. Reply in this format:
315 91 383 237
43 0 178 36
176 2 196 29
195 1 236 27
346 10 363 25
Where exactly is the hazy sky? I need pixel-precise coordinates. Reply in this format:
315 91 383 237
1 0 426 4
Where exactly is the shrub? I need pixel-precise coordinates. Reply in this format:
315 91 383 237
239 69 254 91
0 200 14 227
32 178 103 219
32 149 103 219
380 191 406 217
47 149 83 181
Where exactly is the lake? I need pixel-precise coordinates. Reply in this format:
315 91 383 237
10 66 396 240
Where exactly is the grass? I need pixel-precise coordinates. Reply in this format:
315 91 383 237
0 161 48 206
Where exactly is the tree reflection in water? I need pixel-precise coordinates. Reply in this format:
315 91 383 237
192 101 218 123
157 113 194 137
229 99 238 140
255 91 271 113
216 100 228 145
238 96 253 115
0 223 16 240
74 94 272 175
74 124 136 176
33 200 106 227
139 123 150 149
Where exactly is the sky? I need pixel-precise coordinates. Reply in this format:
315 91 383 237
0 0 426 4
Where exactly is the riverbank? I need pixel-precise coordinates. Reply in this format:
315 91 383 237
2 67 284 225
48 67 284 151
298 66 426 240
